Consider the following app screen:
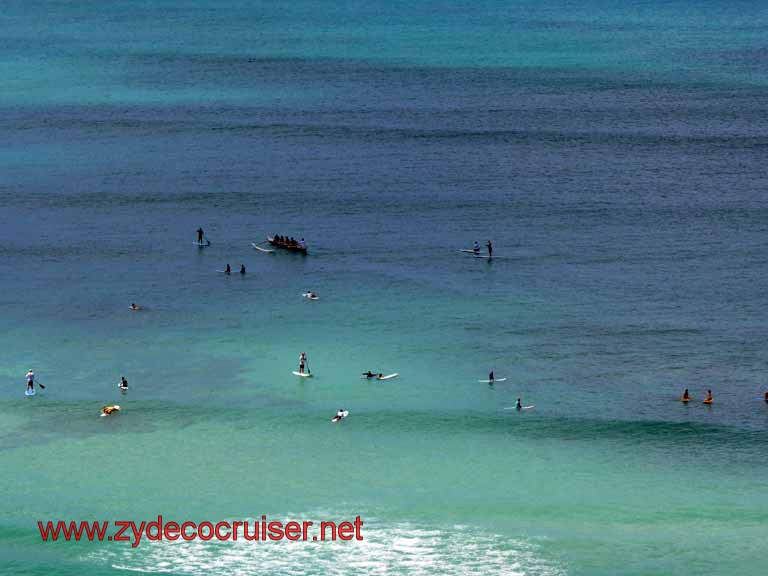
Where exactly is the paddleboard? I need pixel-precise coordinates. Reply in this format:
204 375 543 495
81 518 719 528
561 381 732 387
129 306 143 311
252 243 274 253
100 405 121 417
474 255 494 259
118 385 128 392
478 378 507 383
504 405 535 410
376 373 399 380
331 410 349 422
303 293 319 300
194 241 211 247
703 399 713 404
460 249 480 254
25 388 35 396
680 398 692 403
292 371 313 378
217 270 231 274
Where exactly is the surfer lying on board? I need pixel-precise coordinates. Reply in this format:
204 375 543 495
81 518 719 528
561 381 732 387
101 405 120 416
129 303 142 311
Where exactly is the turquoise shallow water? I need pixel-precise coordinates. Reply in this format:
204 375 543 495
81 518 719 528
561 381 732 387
2 1 768 575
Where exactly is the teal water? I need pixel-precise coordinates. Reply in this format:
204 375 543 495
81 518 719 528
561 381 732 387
2 1 768 575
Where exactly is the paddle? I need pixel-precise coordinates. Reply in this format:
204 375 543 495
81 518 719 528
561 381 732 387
36 381 46 390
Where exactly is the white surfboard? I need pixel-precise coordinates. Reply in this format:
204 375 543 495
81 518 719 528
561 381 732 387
376 373 399 380
331 410 349 422
216 270 231 274
100 405 121 417
478 378 507 383
504 405 535 410
292 371 313 378
460 249 481 254
252 243 274 253
474 254 494 259
194 241 211 247
303 293 319 300
25 388 35 396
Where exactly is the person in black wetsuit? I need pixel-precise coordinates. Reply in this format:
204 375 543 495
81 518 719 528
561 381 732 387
197 228 204 244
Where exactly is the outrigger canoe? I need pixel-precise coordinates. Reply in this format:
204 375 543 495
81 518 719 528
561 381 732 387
267 237 308 254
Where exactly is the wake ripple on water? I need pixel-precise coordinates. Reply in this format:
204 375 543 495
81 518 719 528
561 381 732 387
89 520 564 576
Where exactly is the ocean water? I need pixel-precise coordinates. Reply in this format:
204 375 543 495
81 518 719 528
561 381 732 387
2 1 768 574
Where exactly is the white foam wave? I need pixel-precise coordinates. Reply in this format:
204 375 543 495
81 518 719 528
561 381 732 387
88 519 565 576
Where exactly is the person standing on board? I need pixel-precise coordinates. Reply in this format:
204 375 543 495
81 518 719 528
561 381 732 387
299 352 307 375
488 369 495 383
240 264 246 275
225 264 231 275
197 227 205 244
26 369 35 392
487 240 493 259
